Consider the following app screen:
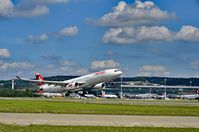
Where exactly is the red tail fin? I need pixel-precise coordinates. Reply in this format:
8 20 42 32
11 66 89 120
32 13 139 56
35 73 44 86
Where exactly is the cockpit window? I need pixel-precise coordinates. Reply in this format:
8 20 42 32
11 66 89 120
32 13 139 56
114 70 120 72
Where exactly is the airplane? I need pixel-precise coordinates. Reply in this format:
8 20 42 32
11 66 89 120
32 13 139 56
84 94 96 98
103 94 118 99
179 94 198 100
16 69 122 94
38 92 64 98
101 91 118 98
135 93 158 99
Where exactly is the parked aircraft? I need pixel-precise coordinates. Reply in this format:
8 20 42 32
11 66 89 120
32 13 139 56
180 94 198 100
103 94 118 99
38 92 64 98
135 93 157 99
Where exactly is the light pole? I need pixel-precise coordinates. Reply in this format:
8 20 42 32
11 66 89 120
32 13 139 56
12 79 15 90
120 76 123 99
190 81 192 87
164 78 167 99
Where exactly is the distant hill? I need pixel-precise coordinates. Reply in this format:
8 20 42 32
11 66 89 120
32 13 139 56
120 77 199 86
1 76 199 89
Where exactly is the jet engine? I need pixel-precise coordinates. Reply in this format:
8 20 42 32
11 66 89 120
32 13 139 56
93 83 105 89
66 82 79 89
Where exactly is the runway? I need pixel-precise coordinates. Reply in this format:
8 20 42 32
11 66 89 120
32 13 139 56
0 113 199 128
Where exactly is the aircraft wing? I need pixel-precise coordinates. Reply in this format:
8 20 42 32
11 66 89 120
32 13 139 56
16 76 86 86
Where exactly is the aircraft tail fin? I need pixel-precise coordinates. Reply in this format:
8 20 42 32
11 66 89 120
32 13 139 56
35 73 45 86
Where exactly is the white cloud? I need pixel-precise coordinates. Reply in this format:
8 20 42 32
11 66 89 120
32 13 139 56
0 0 49 18
138 65 170 77
190 60 199 69
103 26 173 44
0 62 34 72
0 48 11 58
91 60 120 70
135 0 154 9
175 26 199 42
39 57 87 76
88 0 199 44
103 25 199 44
75 68 89 75
38 59 89 76
89 0 175 27
62 60 77 66
31 0 70 4
13 5 49 18
0 0 13 17
45 58 88 75
0 0 69 18
58 26 79 37
26 26 78 44
0 58 89 79
27 33 48 44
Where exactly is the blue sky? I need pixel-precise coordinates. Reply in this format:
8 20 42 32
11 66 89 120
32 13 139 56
1 0 199 79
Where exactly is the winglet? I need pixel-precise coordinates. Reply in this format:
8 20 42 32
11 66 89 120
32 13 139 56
16 76 21 80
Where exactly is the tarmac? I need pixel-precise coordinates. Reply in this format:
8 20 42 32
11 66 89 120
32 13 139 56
0 113 199 128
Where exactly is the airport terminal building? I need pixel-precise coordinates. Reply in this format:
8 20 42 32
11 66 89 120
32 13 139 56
90 81 199 98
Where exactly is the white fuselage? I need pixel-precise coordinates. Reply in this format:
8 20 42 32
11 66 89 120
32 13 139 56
180 94 198 99
40 69 122 93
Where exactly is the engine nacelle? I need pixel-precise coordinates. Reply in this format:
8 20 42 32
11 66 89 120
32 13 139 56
93 83 105 89
66 82 79 89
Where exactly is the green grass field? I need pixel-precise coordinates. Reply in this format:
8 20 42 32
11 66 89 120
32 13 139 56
0 99 199 116
0 124 199 132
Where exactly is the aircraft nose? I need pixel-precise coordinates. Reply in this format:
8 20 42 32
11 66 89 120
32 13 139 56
118 71 123 76
112 69 122 76
115 70 122 76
